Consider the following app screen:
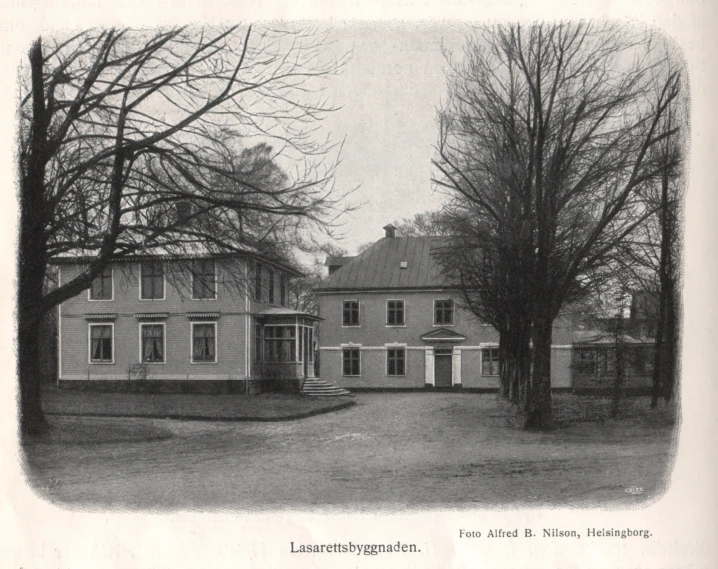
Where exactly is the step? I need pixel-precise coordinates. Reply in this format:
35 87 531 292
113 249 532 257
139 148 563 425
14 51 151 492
301 378 354 397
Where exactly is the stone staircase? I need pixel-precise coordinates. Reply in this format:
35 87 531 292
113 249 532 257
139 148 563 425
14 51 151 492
301 377 354 397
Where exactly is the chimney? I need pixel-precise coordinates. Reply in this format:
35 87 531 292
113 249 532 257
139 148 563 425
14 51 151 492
383 223 396 238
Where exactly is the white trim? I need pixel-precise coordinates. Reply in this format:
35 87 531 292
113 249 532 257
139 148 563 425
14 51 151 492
433 298 455 326
190 321 218 364
139 260 166 301
341 299 361 327
190 260 218 301
315 288 456 295
245 261 251 377
88 322 115 364
452 347 462 386
139 322 167 364
424 347 434 386
57 267 62 383
385 345 407 377
87 265 114 301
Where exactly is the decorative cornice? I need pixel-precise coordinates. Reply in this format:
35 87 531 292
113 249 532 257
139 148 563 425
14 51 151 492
135 313 169 321
186 312 221 320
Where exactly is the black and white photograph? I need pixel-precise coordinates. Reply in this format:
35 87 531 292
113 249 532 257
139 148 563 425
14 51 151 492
3 3 716 567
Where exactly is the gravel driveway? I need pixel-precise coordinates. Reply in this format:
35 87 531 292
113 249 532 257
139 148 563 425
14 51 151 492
23 393 676 510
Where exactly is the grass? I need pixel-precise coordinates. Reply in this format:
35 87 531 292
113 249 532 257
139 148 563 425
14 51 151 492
41 386 356 422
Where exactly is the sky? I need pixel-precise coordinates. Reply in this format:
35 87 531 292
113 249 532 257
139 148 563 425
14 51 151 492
316 23 468 254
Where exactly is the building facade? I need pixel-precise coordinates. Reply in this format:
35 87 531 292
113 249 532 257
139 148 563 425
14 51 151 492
54 252 318 393
315 226 574 391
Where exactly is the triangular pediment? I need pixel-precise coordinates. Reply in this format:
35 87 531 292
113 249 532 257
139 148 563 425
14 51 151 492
421 328 466 342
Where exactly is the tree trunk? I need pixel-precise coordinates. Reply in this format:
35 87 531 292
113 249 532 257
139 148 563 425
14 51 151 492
652 162 673 408
612 315 625 419
19 319 47 436
526 310 553 430
662 278 677 402
18 37 50 435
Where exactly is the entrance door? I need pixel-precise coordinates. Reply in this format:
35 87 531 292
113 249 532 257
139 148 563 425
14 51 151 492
434 347 453 387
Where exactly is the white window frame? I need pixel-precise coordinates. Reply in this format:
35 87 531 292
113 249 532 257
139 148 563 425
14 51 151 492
190 321 218 364
385 344 407 377
386 299 406 327
342 299 361 327
481 344 500 376
190 260 217 300
341 344 362 377
139 322 167 364
139 261 166 301
433 298 455 326
88 323 115 364
87 265 114 302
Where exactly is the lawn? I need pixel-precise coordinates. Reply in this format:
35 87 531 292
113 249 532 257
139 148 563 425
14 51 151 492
40 385 355 422
24 392 678 509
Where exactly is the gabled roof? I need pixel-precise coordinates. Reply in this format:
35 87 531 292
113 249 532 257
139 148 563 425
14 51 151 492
420 328 466 342
316 236 451 291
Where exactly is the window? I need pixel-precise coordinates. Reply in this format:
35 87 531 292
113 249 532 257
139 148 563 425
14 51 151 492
387 347 406 376
280 274 287 307
482 347 499 376
264 326 296 362
308 327 314 362
575 348 614 375
192 260 216 299
387 300 405 325
140 324 165 363
434 299 454 325
343 300 360 326
89 266 113 300
89 324 113 362
254 323 262 364
268 269 275 304
192 323 217 363
301 327 314 363
342 347 360 376
254 263 263 301
140 261 164 300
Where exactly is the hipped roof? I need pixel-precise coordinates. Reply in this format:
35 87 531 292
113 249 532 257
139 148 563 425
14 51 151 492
316 236 451 291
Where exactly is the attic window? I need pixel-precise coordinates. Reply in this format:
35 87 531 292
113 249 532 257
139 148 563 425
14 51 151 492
399 261 408 269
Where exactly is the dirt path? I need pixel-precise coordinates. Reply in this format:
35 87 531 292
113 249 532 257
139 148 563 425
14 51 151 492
23 393 676 510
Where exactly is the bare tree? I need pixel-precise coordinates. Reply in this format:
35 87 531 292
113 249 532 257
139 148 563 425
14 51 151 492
18 25 351 434
392 210 454 237
613 79 685 407
433 23 685 429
